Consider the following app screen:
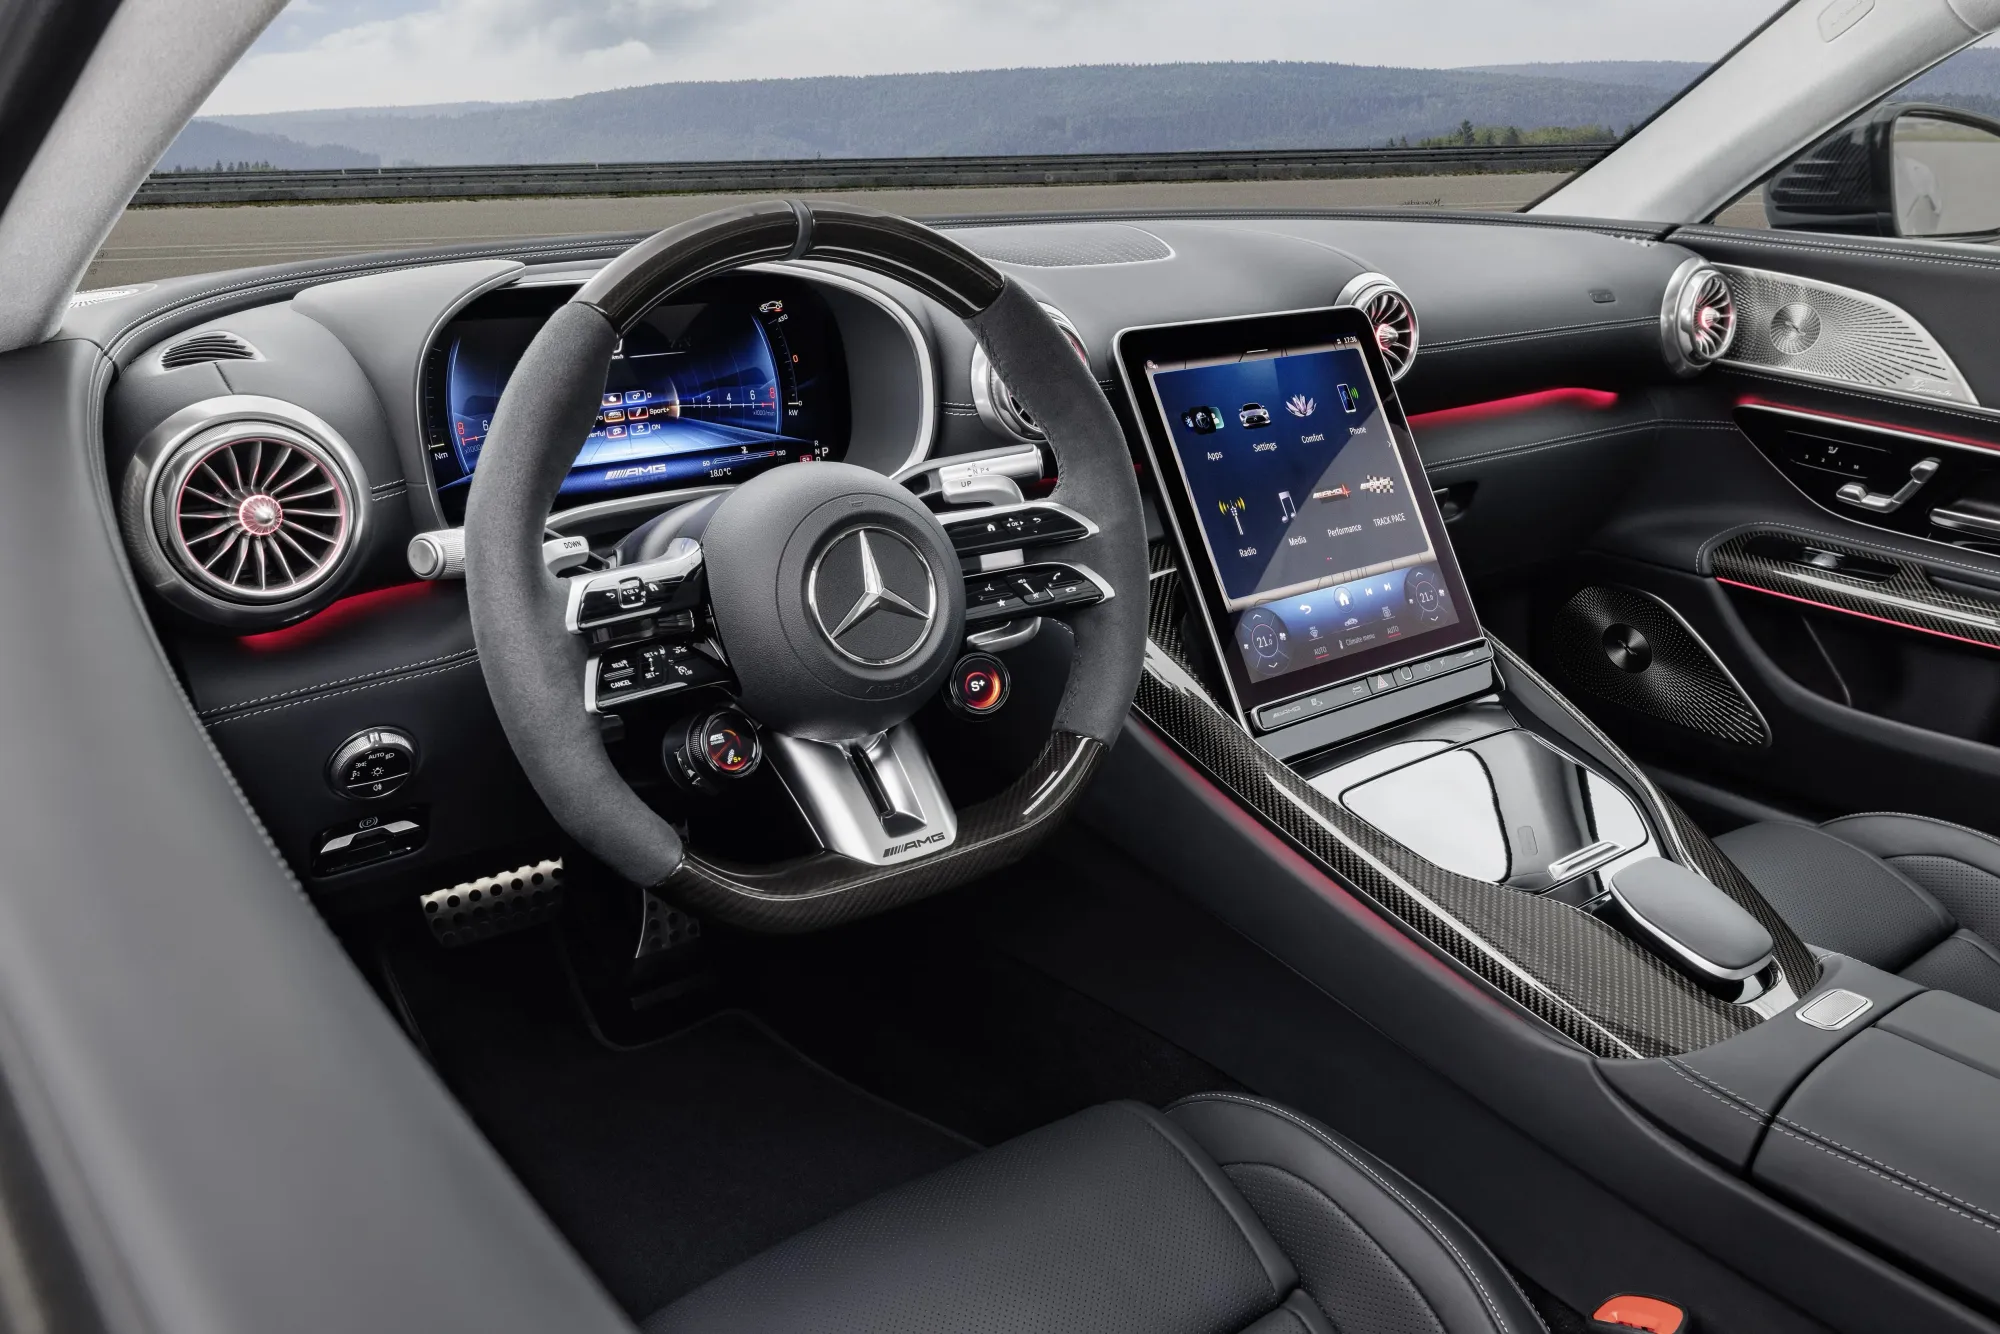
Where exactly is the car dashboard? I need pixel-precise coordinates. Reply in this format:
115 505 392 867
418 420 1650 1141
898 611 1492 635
88 211 1707 909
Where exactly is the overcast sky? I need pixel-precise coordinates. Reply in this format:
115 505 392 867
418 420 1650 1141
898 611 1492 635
204 0 1788 116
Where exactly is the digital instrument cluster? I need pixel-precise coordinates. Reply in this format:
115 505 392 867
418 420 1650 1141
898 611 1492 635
420 273 850 523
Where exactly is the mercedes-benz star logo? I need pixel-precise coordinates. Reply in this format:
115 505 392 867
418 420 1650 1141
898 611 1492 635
807 526 937 666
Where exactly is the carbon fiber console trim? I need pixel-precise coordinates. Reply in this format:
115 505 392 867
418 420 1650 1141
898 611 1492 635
1711 531 2000 652
1552 585 1769 747
1136 565 1814 1058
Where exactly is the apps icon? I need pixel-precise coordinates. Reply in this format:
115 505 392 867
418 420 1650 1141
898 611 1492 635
1337 384 1361 413
1239 402 1271 429
1182 405 1225 435
1285 394 1316 418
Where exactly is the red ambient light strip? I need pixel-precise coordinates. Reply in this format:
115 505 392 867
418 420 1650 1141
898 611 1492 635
1407 387 1617 430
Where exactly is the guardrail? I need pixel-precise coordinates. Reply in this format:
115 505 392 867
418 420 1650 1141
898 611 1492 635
133 143 1610 207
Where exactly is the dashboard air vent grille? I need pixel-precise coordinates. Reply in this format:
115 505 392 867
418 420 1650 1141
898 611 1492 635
972 304 1088 442
160 331 259 369
166 430 354 602
1661 261 1737 375
1336 273 1419 380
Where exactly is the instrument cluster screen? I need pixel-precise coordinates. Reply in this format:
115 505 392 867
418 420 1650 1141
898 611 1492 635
1143 337 1461 686
421 274 849 524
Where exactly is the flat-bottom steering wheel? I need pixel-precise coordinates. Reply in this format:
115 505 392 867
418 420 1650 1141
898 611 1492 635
464 200 1148 931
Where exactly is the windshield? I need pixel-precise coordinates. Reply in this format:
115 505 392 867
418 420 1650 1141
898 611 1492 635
92 0 1788 286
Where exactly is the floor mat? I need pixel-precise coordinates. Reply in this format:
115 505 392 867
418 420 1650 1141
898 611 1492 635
383 934 974 1318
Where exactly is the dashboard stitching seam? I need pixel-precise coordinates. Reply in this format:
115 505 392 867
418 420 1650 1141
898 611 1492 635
1696 520 2000 579
1679 229 2000 275
1719 368 2000 428
1765 1125 2000 1236
205 656 481 726
198 648 480 717
1423 317 1655 352
1665 1058 1771 1116
1424 421 1737 472
1172 1093 1514 1334
106 240 634 360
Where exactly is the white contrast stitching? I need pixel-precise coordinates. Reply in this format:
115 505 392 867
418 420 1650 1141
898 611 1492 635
1771 1112 2000 1226
198 648 480 718
1719 367 2000 429
1661 1061 1767 1125
1824 811 2000 850
1767 1125 2000 1238
1175 1093 1515 1334
205 656 481 726
1423 317 1655 353
1681 228 2000 276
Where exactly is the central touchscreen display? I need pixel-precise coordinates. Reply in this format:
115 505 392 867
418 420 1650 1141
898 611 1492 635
1144 336 1461 686
1118 306 1481 728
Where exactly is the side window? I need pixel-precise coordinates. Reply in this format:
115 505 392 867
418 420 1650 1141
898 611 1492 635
1713 43 2000 241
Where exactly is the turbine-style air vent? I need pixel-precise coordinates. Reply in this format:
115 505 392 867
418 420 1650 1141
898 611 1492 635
1662 261 1737 375
972 304 1088 442
160 330 259 370
123 398 369 628
1336 273 1420 380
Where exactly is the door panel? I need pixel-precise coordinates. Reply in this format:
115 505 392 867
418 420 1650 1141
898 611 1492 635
1520 226 2000 836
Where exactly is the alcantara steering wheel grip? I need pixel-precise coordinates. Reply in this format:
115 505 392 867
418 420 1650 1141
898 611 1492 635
463 199 1149 931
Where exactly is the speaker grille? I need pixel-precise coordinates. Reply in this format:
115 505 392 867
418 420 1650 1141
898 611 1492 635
1552 586 1768 747
1716 263 1974 404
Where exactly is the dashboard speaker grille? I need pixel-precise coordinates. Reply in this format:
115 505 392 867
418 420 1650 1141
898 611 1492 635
1551 585 1768 747
1336 273 1419 380
159 330 259 369
163 428 355 603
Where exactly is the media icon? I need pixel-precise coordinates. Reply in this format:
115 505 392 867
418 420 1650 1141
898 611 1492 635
1182 405 1225 435
1239 402 1271 429
1277 490 1298 521
1285 394 1316 418
1337 384 1361 414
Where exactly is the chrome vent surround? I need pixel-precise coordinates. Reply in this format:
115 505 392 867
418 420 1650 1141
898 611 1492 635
1660 259 1737 375
1713 263 1976 405
123 396 369 629
159 330 260 370
1336 273 1419 380
971 303 1087 442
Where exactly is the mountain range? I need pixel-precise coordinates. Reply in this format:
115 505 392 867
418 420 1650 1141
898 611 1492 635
157 53 2000 172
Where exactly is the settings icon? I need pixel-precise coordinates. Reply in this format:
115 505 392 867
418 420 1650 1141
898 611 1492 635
1285 394 1316 418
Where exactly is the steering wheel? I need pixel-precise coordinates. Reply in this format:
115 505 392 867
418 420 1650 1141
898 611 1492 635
464 200 1148 932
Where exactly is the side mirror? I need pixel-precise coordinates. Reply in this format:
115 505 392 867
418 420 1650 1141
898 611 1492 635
1764 102 2000 240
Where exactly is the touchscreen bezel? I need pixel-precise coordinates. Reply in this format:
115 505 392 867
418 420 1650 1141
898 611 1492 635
1115 305 1481 727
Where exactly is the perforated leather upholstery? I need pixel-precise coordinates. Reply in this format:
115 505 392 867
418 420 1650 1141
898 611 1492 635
1716 813 2000 1011
643 1096 1544 1334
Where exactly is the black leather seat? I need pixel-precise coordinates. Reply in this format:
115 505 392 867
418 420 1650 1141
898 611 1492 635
1717 812 2000 1010
644 1093 1546 1334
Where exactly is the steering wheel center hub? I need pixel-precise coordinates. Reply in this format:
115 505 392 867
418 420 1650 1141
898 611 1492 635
703 462 965 742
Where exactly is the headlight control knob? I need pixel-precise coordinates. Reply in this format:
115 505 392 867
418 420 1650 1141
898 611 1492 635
327 727 418 800
666 708 763 794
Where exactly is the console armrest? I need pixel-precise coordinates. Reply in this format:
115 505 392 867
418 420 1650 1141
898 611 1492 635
1610 857 1776 984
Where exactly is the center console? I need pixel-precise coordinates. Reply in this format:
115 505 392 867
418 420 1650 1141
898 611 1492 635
1115 305 1814 1045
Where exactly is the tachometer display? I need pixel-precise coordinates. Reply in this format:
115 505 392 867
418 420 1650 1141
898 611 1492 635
421 274 849 524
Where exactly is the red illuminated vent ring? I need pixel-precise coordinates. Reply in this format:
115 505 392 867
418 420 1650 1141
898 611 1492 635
1335 272 1419 381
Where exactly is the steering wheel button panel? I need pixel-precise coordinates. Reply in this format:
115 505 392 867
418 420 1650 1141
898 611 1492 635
564 538 704 632
964 561 1111 623
942 501 1098 557
588 640 727 713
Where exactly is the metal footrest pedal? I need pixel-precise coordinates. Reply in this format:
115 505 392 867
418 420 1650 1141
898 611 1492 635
421 858 564 947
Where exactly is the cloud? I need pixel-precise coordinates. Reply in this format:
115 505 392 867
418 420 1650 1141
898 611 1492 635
206 0 1784 115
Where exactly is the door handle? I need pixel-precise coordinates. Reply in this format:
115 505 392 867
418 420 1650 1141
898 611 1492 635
1836 457 1939 514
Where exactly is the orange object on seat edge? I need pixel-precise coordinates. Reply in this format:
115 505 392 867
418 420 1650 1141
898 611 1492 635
1592 1294 1687 1334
